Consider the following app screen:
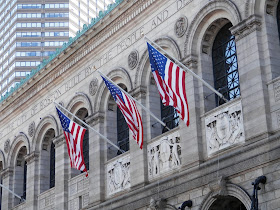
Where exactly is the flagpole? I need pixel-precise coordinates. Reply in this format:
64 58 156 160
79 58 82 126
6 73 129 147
0 183 24 201
97 70 171 131
144 36 228 103
54 102 125 153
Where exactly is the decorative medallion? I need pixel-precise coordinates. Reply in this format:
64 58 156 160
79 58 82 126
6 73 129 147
4 139 10 153
128 50 138 70
58 101 64 107
89 78 98 96
28 121 35 137
174 16 188 37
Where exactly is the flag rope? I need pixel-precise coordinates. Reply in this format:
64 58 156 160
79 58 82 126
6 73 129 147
98 70 171 131
54 102 125 153
144 36 228 103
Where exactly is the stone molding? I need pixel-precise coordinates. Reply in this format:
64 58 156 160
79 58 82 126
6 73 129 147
85 112 105 126
1 167 13 179
181 54 198 69
53 134 65 147
231 15 262 41
24 152 39 164
106 154 130 196
205 99 245 156
147 131 181 180
130 85 147 99
66 92 93 116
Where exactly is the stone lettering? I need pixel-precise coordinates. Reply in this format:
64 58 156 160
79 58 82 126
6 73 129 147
151 9 168 29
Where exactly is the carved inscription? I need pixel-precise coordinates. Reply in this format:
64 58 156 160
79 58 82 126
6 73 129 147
205 100 245 156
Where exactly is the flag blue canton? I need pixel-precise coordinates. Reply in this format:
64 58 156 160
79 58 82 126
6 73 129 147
56 107 70 133
101 76 124 102
147 42 167 79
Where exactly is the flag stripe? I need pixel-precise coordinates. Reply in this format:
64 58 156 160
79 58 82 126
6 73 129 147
147 42 189 126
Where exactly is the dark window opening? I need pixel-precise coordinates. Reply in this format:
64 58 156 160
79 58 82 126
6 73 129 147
49 142 55 188
117 106 129 153
22 161 27 200
161 100 179 133
212 22 240 106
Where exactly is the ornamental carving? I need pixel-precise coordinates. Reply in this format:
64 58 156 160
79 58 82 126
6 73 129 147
89 78 98 96
107 155 130 195
147 131 181 179
174 16 188 37
128 50 138 70
28 121 35 137
4 139 10 153
205 100 245 156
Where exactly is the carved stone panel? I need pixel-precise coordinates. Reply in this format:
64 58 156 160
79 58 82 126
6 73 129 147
128 50 138 70
106 154 130 196
174 16 188 37
205 100 245 156
28 121 35 137
89 78 98 96
147 131 181 179
4 139 10 153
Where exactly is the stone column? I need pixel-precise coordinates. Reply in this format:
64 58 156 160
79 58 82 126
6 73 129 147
25 152 39 210
53 134 69 209
129 87 148 188
86 112 106 205
1 167 13 210
231 15 270 139
179 55 203 168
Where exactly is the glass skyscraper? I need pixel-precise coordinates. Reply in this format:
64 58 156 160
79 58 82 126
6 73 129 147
0 0 114 97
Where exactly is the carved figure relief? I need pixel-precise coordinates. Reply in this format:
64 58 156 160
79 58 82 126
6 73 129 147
148 131 181 178
89 78 98 96
28 121 35 137
4 139 10 153
205 100 245 156
128 50 138 70
174 16 188 37
107 155 130 195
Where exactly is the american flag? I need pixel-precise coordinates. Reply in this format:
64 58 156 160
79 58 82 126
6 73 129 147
147 42 189 126
101 76 143 149
56 107 88 176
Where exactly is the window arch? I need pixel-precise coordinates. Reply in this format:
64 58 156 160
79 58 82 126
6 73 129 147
39 128 55 193
212 22 240 106
74 107 89 175
49 142 55 188
13 146 27 205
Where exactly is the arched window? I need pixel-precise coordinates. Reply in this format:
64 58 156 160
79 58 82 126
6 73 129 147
14 146 27 205
161 101 179 133
74 107 89 175
39 128 55 193
212 22 240 106
117 106 129 152
49 142 55 188
209 196 246 210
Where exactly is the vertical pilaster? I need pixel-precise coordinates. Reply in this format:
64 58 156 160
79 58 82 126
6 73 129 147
1 167 13 210
25 152 39 210
86 112 106 205
53 134 69 209
130 86 148 188
231 15 270 139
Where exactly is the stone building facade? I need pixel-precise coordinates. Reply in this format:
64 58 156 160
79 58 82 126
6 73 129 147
0 0 279 209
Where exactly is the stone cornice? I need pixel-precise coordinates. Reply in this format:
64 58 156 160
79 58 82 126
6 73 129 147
130 86 147 99
231 15 262 41
1 167 13 179
24 152 39 164
53 134 65 147
86 112 105 126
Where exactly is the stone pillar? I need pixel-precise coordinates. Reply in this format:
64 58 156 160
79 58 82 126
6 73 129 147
86 112 106 205
129 86 148 188
53 134 69 209
1 167 13 210
25 152 39 210
179 55 202 167
231 15 270 139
